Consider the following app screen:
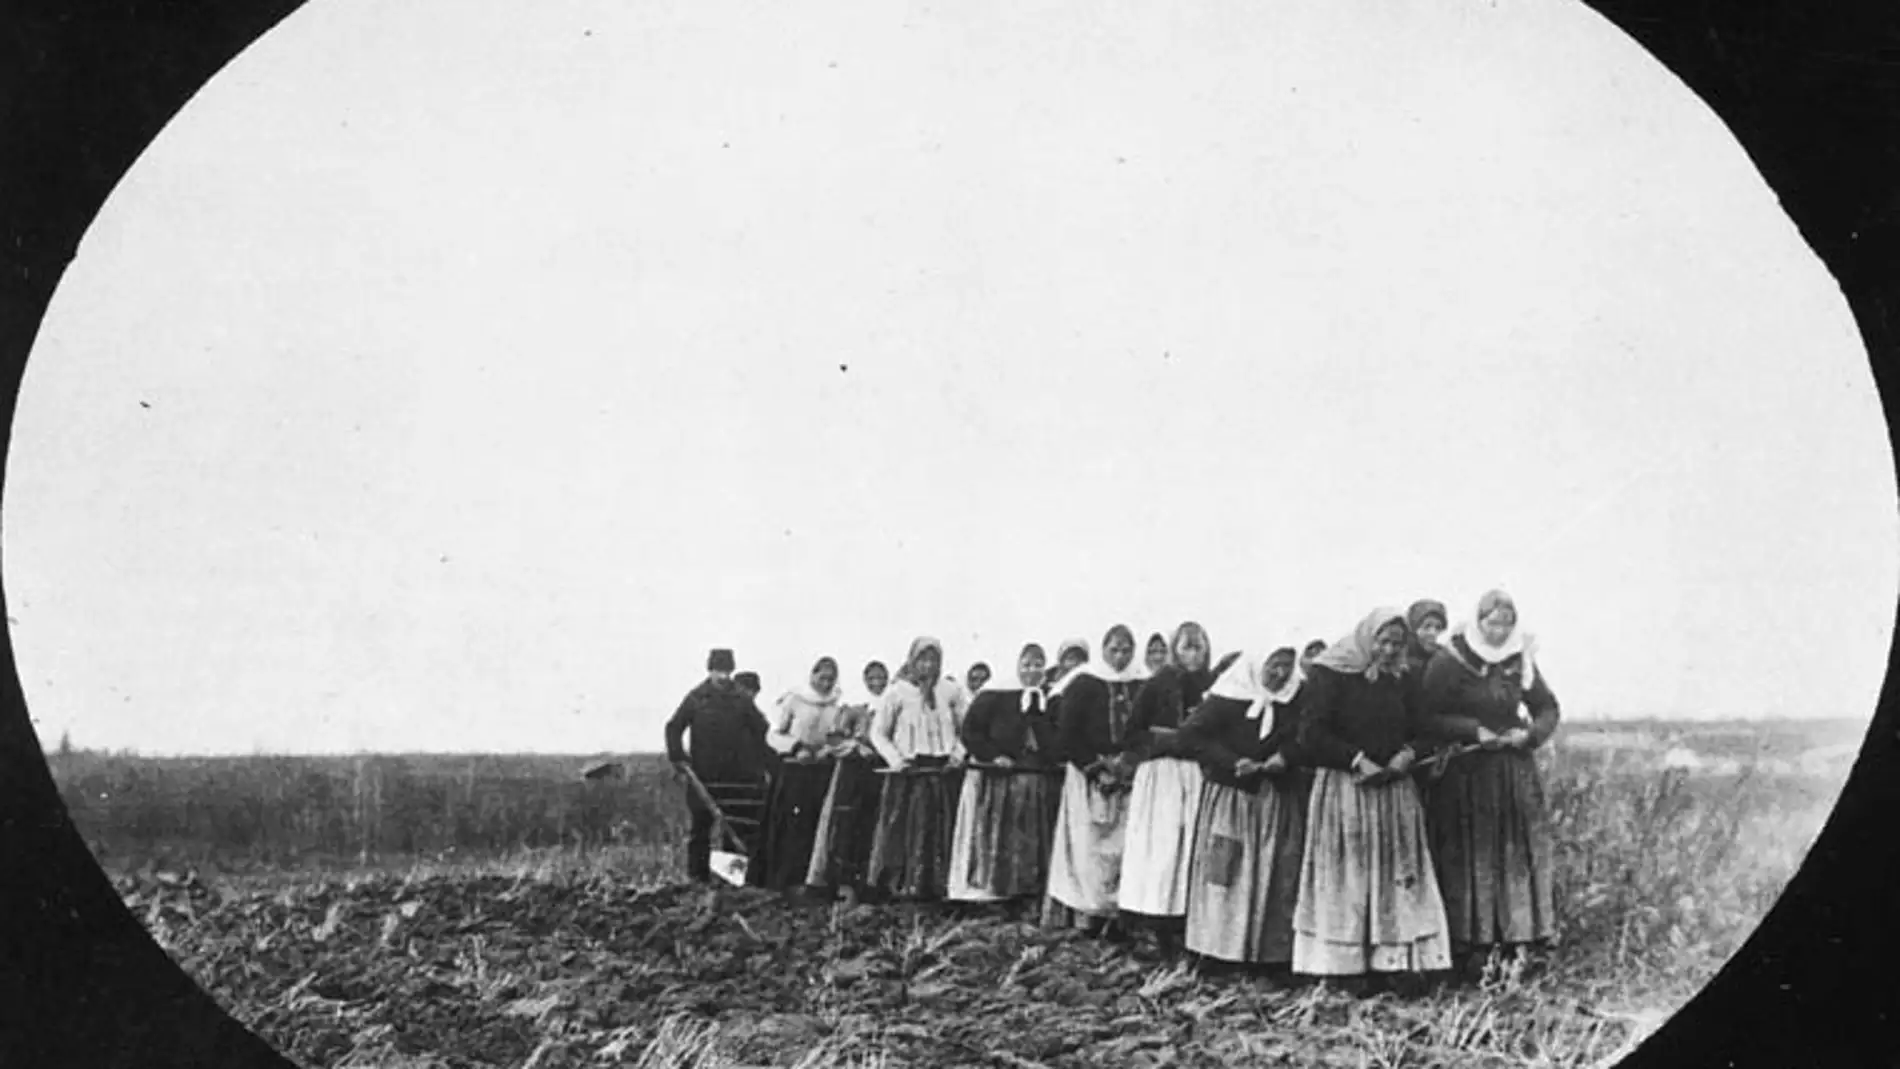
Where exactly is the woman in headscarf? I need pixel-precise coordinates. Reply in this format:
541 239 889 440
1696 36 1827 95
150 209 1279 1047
1042 625 1148 936
1299 640 1328 675
1117 621 1218 957
866 637 969 901
1179 640 1312 972
805 659 891 902
1404 601 1449 676
1417 590 1562 981
965 662 992 696
1142 632 1171 676
1292 607 1451 993
948 642 1064 909
1403 599 1451 808
1045 638 1090 691
750 656 847 891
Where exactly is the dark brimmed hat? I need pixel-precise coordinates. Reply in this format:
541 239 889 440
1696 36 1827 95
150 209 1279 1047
733 671 761 691
707 648 736 672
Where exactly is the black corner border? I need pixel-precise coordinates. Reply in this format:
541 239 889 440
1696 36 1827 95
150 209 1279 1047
1 1 1896 1066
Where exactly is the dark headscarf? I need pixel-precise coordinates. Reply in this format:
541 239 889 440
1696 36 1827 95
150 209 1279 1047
1167 620 1212 673
1405 599 1449 664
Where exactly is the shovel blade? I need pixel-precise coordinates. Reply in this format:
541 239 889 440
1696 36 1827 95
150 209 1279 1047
710 851 749 887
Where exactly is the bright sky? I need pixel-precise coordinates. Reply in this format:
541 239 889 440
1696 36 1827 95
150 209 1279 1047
3 0 1893 755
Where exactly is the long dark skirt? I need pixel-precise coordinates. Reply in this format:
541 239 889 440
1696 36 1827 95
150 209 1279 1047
1425 750 1558 953
1183 772 1310 964
947 767 1062 902
866 761 964 900
805 755 884 892
749 759 835 891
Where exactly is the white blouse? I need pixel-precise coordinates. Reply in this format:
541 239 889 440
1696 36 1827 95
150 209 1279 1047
869 677 968 768
766 691 842 754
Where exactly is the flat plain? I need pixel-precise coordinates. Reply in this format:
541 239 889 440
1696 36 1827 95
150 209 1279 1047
48 717 1865 1068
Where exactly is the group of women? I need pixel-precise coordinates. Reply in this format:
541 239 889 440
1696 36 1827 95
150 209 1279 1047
737 590 1562 992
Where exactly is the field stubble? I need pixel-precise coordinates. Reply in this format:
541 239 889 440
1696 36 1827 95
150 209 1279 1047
57 727 1851 1069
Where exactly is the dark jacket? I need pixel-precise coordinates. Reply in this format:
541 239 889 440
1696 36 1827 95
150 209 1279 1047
1296 664 1425 770
1125 664 1217 760
1416 635 1561 747
664 677 770 782
961 688 1064 767
1057 674 1140 770
1181 690 1310 791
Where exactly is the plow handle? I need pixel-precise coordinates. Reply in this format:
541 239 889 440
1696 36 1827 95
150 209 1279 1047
680 764 751 858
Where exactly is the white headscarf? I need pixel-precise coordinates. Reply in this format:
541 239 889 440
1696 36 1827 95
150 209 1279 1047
1207 640 1304 732
983 685 1050 715
1049 625 1151 696
1049 637 1090 681
1311 607 1409 682
781 656 843 709
978 643 1052 714
1206 651 1267 715
895 636 949 710
1453 589 1540 688
1262 640 1305 707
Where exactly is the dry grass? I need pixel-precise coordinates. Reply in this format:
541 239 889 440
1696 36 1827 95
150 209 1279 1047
50 750 686 871
60 723 1851 1069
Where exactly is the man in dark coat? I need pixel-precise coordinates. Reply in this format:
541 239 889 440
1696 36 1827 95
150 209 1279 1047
665 648 771 883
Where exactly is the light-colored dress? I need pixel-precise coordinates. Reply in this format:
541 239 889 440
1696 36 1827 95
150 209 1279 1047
1043 670 1143 921
1291 663 1451 976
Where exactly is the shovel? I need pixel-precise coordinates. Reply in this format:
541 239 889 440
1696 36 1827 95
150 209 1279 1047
1418 742 1487 779
679 764 753 888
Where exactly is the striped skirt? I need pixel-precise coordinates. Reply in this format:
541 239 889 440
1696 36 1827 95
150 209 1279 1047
1291 769 1451 976
1043 764 1128 919
749 760 835 891
947 765 1062 902
1117 756 1206 919
805 755 884 891
1183 771 1310 964
1425 750 1559 951
866 761 963 900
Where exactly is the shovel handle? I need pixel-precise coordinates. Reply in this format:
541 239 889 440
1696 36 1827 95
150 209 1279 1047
1421 742 1485 773
680 765 750 858
964 762 1062 774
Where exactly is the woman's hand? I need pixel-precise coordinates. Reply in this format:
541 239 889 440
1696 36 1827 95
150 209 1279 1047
1350 752 1385 783
1475 726 1504 750
1386 747 1417 776
992 755 1015 769
1261 752 1290 776
1500 727 1532 750
1232 757 1263 779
